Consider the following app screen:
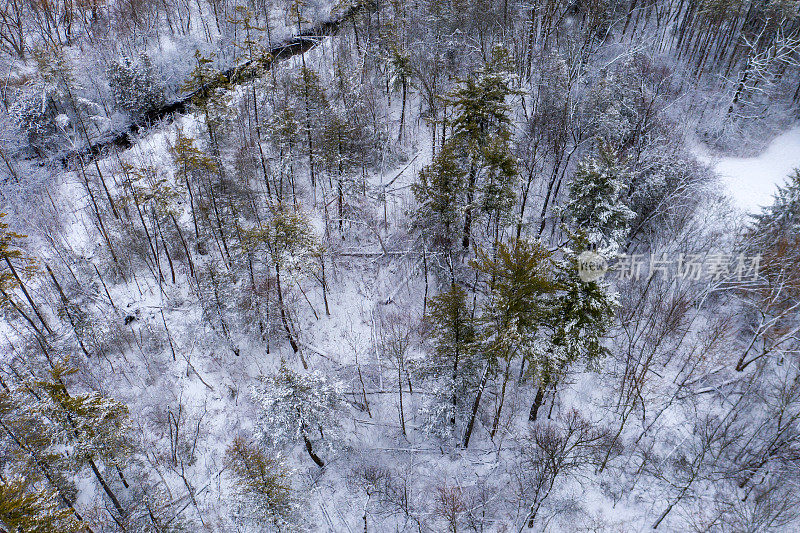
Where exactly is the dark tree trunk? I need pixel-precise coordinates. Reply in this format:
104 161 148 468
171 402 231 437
463 363 490 448
303 434 325 467
528 385 545 422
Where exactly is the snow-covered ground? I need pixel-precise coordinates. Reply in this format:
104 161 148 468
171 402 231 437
700 125 800 213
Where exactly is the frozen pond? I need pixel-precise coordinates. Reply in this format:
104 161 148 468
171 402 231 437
706 125 800 213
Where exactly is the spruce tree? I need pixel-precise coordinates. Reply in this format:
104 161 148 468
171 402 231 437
750 169 800 242
562 147 635 254
527 232 618 422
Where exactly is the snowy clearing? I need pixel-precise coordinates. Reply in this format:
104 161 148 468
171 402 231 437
703 125 800 214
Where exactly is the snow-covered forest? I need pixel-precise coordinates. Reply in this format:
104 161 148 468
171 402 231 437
1 0 800 531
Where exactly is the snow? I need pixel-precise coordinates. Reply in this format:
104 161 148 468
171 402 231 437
7 7 800 530
701 125 800 213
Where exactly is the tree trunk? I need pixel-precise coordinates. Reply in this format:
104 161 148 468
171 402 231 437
463 363 491 448
46 264 91 358
88 457 127 526
303 433 325 467
4 257 53 334
275 262 306 368
491 359 511 439
398 355 406 436
528 385 545 422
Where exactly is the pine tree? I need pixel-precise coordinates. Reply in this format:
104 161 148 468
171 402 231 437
251 362 345 467
268 107 302 204
0 360 131 528
228 5 272 81
243 205 320 367
0 476 84 533
182 50 230 106
387 43 413 142
322 109 367 237
412 142 466 252
34 362 131 523
119 163 184 284
527 232 618 422
0 213 52 338
229 5 276 203
224 437 299 531
291 67 331 190
170 131 218 251
469 238 558 441
0 388 83 527
446 45 519 248
182 51 234 196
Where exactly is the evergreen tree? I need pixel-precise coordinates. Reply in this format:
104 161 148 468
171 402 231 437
387 43 413 142
8 81 61 154
243 205 320 367
0 360 131 527
412 46 518 253
224 437 299 531
470 238 557 439
0 476 84 533
0 213 52 338
322 109 368 237
412 142 466 252
170 131 218 250
0 388 82 527
267 107 302 204
446 46 519 248
34 362 131 522
119 162 184 284
420 284 479 439
182 51 234 194
291 67 331 190
182 50 230 106
562 147 635 254
106 54 164 123
751 168 800 241
251 362 345 467
527 232 618 421
473 239 557 365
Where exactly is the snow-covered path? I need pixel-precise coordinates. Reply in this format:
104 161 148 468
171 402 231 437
705 125 800 213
